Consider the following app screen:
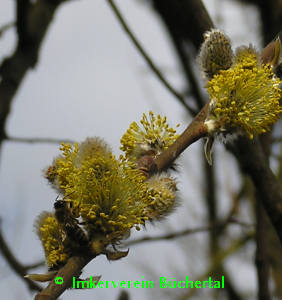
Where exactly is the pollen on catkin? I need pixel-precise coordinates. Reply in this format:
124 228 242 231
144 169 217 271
35 212 69 270
144 174 177 220
120 111 179 161
44 138 115 192
39 135 181 269
198 29 234 80
44 139 151 242
205 46 282 139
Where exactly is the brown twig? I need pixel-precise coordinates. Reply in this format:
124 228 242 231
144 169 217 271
125 220 253 247
106 0 196 115
169 36 205 111
34 255 93 300
24 261 45 270
150 102 209 173
152 3 207 111
0 222 42 292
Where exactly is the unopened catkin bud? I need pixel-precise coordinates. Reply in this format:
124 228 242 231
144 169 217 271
198 29 233 80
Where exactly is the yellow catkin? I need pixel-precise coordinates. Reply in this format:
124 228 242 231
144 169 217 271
44 139 151 240
120 111 179 161
205 47 282 139
39 136 180 268
35 212 69 269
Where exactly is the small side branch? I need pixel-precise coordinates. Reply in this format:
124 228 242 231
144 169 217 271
126 220 253 247
0 223 42 292
151 103 209 172
126 225 212 246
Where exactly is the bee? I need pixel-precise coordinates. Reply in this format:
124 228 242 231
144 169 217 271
54 198 89 246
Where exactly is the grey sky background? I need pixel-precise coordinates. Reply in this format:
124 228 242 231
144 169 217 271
0 0 261 299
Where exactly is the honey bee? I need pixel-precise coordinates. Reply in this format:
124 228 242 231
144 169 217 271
54 198 89 246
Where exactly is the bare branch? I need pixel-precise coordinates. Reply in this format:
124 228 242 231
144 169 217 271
126 225 212 246
0 222 42 292
126 220 253 247
0 22 14 38
180 232 254 300
106 0 196 115
0 0 70 144
5 135 75 145
24 260 45 270
16 0 30 47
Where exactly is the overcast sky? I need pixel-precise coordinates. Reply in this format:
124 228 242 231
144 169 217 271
0 0 261 299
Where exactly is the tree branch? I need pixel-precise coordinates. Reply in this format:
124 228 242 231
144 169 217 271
179 232 254 300
16 0 31 47
0 0 69 143
34 255 93 300
106 0 196 115
255 200 271 300
152 0 213 50
5 135 75 145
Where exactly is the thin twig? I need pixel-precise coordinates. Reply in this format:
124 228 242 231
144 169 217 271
5 135 75 145
126 220 253 247
160 19 205 111
126 225 212 246
106 0 196 115
24 261 45 270
180 232 254 300
150 102 209 173
0 22 14 37
0 222 42 292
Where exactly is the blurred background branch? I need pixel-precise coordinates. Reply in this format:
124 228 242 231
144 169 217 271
0 222 42 292
106 0 196 115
